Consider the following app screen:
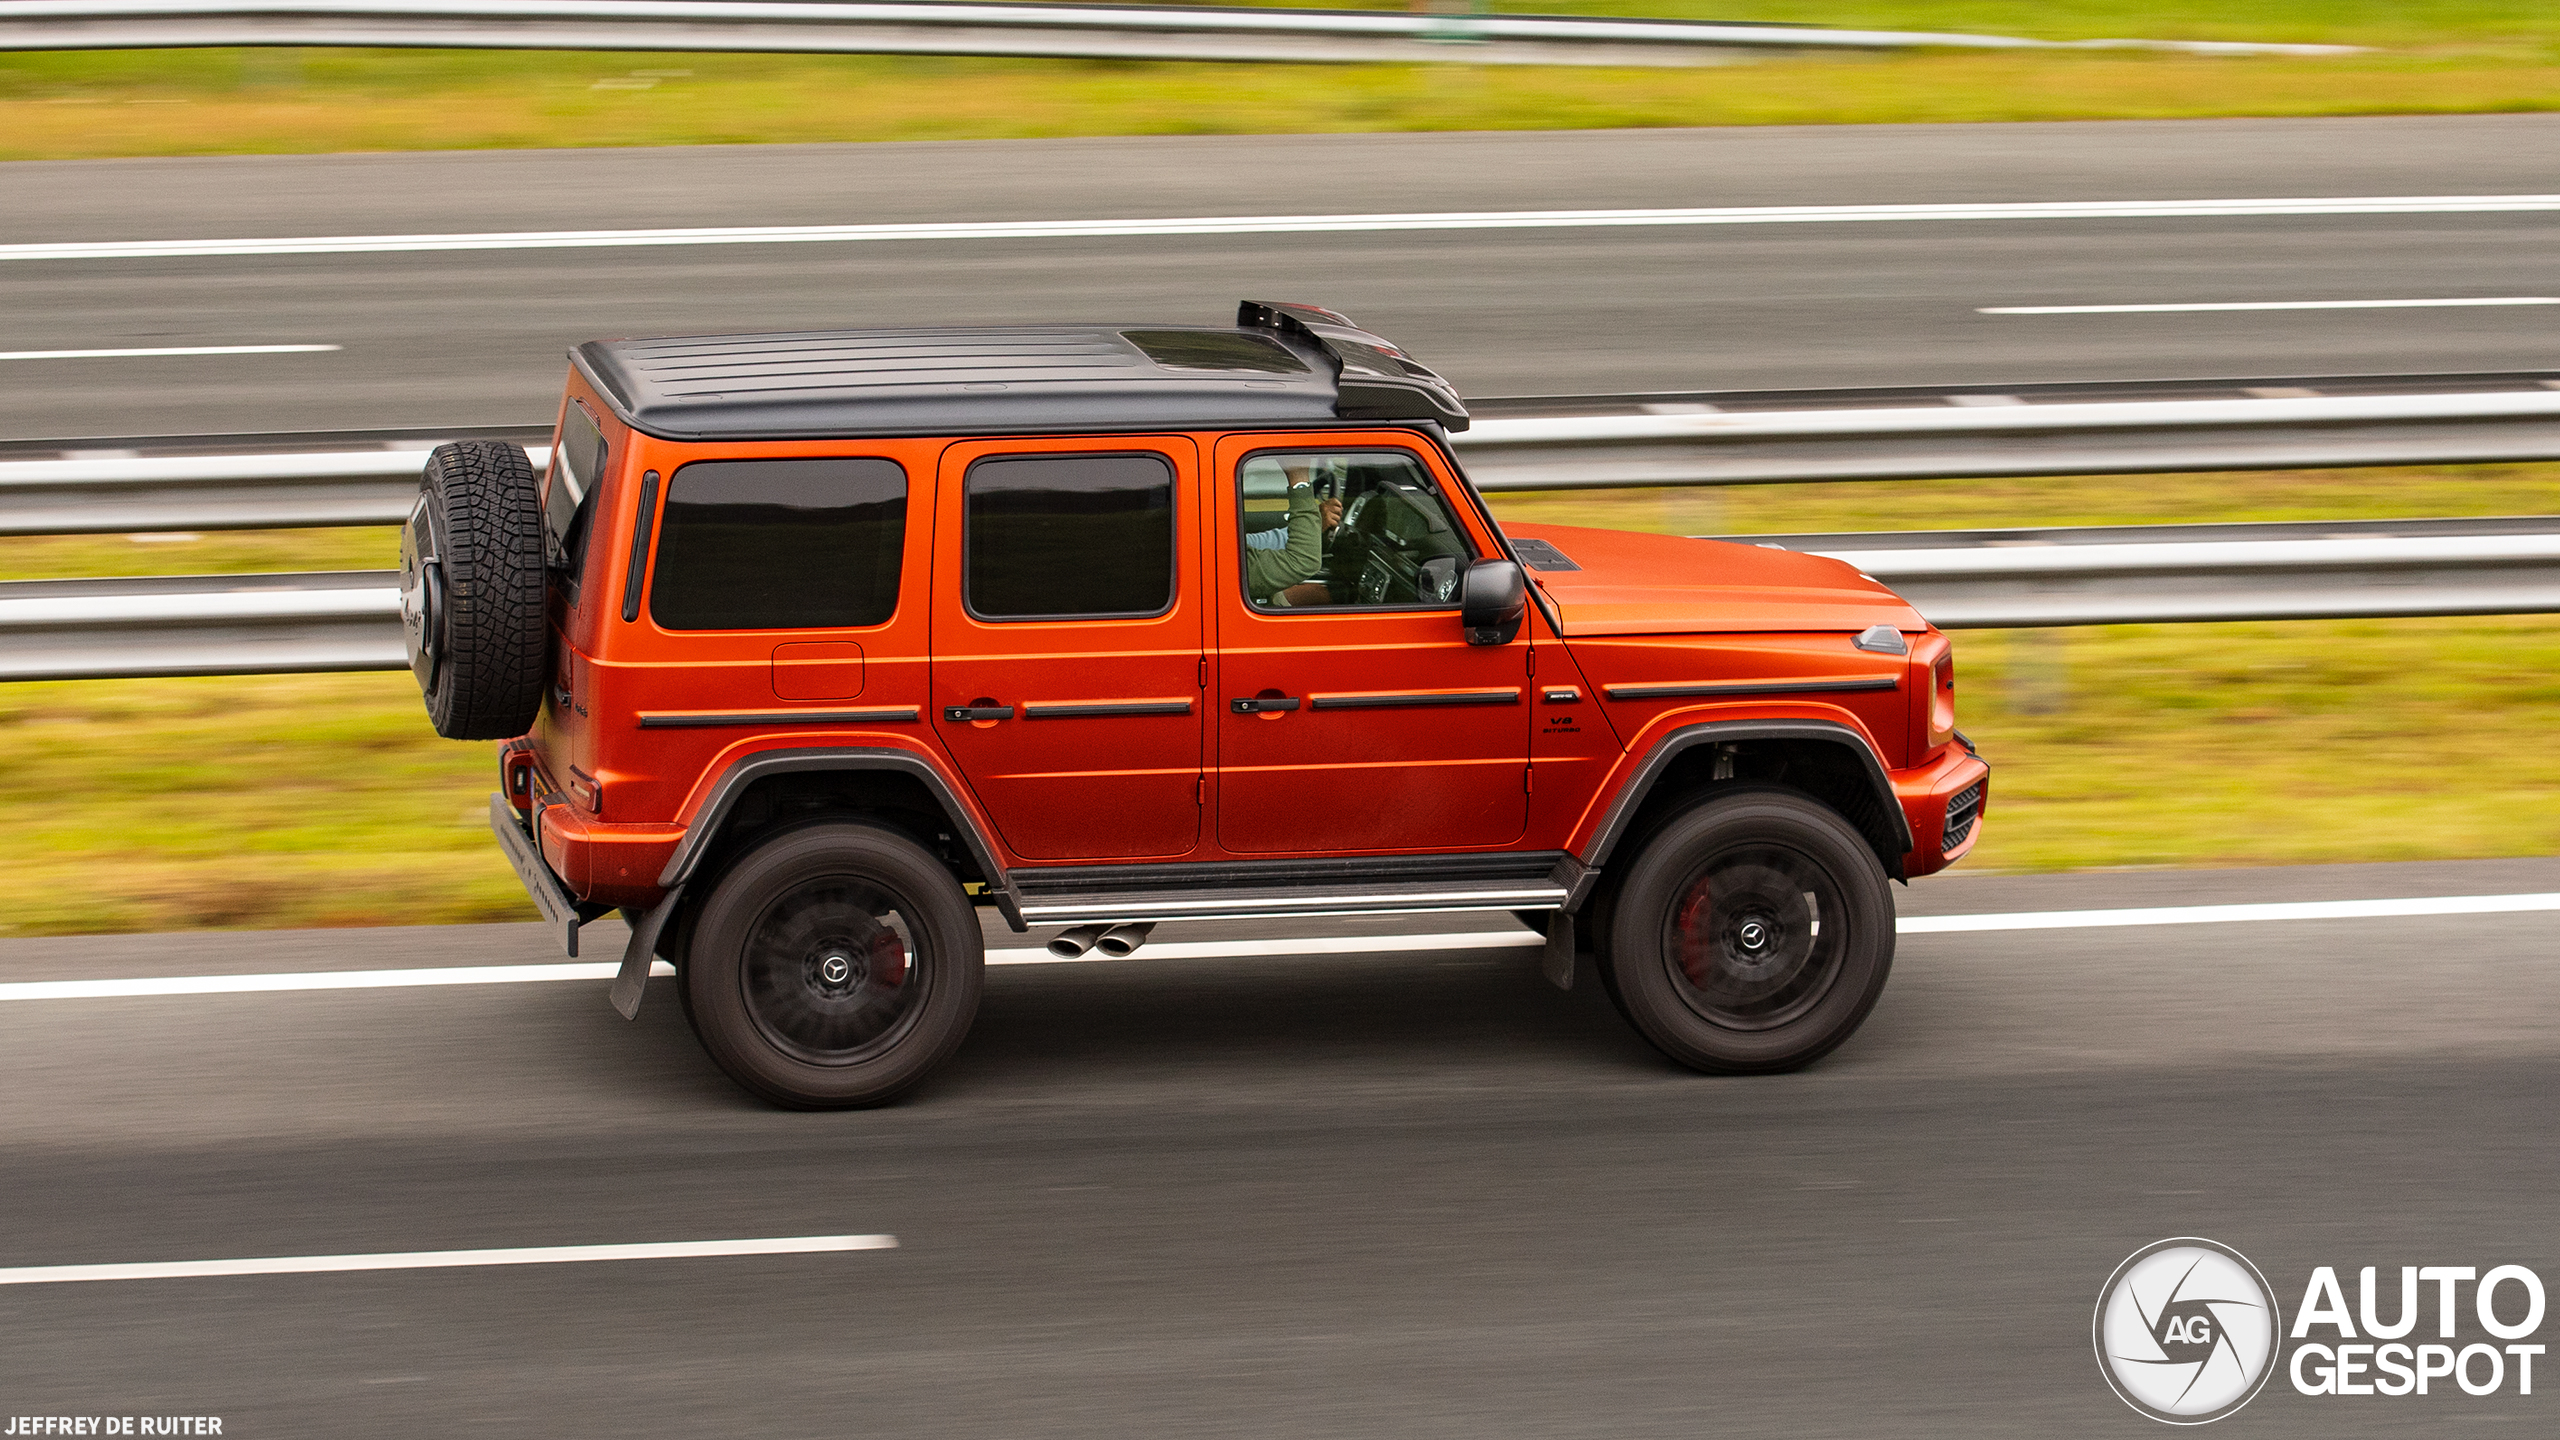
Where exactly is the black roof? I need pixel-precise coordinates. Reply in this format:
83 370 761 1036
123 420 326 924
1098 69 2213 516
573 301 1469 441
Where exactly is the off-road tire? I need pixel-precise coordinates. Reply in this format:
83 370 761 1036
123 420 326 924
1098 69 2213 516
1597 789 1895 1074
684 823 983 1109
403 440 547 739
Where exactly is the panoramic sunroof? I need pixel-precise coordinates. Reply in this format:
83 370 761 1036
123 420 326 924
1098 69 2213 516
1121 329 1312 375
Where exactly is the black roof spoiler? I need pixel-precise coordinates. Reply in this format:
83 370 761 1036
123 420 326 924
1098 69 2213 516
1239 301 1471 432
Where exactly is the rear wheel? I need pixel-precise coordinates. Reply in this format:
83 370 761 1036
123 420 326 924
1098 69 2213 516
1597 790 1894 1074
683 824 983 1108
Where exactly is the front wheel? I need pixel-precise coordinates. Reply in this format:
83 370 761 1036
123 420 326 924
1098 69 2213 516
683 823 983 1108
1597 790 1894 1074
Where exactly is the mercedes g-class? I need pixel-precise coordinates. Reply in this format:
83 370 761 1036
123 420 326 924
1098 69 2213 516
399 302 1987 1107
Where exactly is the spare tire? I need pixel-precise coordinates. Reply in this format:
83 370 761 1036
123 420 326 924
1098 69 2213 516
400 440 549 739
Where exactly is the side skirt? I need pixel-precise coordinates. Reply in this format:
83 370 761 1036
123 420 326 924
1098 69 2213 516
1009 851 1577 926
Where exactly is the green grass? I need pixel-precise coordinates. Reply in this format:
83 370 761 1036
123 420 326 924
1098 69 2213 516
1 0 2555 161
1480 461 2560 537
1925 617 2560 871
1489 1 2560 46
3 462 2553 936
0 672 529 937
0 528 401 582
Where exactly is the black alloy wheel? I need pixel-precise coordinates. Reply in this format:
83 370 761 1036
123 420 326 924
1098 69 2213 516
684 823 983 1108
741 879 925 1064
1598 789 1895 1074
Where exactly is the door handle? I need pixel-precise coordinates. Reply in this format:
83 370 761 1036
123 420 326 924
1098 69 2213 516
944 705 1015 722
1229 696 1301 715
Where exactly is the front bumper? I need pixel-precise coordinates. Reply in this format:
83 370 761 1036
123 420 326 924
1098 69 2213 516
1892 742 1991 879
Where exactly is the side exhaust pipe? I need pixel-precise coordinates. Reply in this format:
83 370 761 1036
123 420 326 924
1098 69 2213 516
1093 922 1155 958
1046 924 1106 959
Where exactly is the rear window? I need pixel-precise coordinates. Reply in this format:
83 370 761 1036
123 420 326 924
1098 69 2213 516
546 403 609 586
649 457 907 631
965 453 1175 620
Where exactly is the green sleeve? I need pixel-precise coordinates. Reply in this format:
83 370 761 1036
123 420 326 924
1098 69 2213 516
1243 485 1324 601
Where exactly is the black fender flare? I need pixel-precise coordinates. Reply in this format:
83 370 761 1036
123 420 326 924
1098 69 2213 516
1572 719 1913 906
655 746 1021 929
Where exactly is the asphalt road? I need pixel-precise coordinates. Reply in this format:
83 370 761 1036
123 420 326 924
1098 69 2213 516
4 114 2559 438
1 856 2555 1436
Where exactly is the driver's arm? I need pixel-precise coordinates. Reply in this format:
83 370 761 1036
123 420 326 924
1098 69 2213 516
1243 479 1324 602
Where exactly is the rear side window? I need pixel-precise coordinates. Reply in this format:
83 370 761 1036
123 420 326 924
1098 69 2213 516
546 403 609 584
650 457 907 631
965 453 1175 620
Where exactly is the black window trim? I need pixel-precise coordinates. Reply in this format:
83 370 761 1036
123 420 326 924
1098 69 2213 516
959 447 1184 626
645 452 912 635
619 467 659 624
1232 443 1480 618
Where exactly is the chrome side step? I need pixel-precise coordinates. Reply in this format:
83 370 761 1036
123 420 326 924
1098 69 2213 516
1014 882 1566 926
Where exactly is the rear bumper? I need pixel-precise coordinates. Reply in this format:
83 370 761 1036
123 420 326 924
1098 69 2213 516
1892 743 1991 879
489 792 589 956
533 801 685 910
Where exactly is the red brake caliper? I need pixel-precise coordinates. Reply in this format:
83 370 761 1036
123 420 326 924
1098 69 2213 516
1672 878 1716 987
869 926 909 989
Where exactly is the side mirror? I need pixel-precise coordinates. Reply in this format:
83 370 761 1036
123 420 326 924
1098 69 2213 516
1460 558 1526 646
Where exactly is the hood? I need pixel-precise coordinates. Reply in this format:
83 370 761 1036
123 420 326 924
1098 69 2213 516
1503 523 1924 637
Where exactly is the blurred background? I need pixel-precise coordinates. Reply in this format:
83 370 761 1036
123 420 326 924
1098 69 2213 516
6 8 2560 1438
2 1 2554 935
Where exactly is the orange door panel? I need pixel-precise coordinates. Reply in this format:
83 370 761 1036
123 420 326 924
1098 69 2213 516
931 437 1206 861
1210 433 1530 854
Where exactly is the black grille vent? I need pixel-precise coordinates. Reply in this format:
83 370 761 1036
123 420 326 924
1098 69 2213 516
1941 781 1984 851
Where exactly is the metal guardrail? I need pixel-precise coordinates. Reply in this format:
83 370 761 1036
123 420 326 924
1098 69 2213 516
0 437 551 535
1756 517 2560 629
0 571 408 680
9 374 2558 535
1455 382 2560 490
10 518 2556 680
0 1 2357 68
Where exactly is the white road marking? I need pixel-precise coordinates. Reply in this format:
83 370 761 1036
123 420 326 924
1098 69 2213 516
1982 297 2560 314
0 959 675 1001
1895 891 2560 934
1 893 2551 1004
0 344 341 359
0 1234 895 1287
6 195 2557 262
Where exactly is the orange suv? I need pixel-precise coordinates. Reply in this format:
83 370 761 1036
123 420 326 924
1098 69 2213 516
399 302 1987 1107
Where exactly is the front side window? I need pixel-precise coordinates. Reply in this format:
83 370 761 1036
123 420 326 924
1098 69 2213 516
1238 451 1476 611
965 453 1176 620
650 457 907 631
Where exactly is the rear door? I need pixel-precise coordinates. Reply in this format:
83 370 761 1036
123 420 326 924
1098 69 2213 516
1211 433 1531 854
930 437 1207 861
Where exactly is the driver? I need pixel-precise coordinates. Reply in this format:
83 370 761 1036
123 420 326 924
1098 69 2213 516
1244 460 1344 606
